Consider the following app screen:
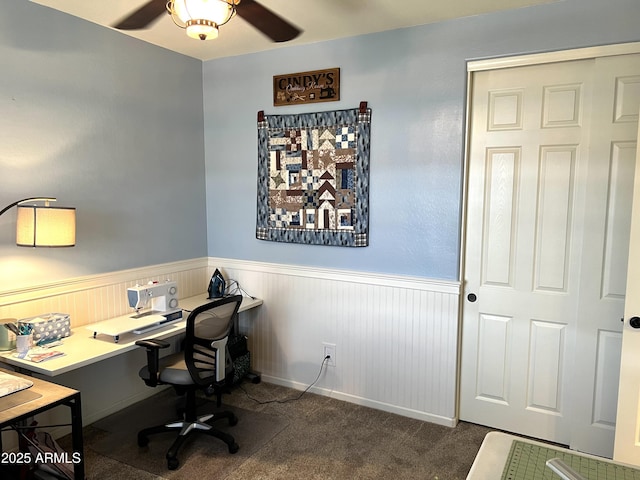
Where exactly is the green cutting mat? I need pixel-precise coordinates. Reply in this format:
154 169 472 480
501 440 640 480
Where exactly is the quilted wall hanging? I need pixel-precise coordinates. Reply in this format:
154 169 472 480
256 102 371 247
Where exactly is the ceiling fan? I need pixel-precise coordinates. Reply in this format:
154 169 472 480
112 0 302 42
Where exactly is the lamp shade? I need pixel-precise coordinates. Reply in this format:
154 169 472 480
16 205 76 247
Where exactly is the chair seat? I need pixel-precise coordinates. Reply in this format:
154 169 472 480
139 352 193 385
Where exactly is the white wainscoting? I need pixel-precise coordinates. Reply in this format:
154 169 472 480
0 258 210 327
0 257 461 443
211 258 461 427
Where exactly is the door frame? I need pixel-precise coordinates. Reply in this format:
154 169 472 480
457 40 640 420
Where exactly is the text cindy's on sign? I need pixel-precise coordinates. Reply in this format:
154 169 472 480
273 68 340 106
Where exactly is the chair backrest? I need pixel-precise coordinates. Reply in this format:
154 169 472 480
184 295 242 387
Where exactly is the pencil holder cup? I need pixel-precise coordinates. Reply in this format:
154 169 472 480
0 318 17 351
16 334 32 355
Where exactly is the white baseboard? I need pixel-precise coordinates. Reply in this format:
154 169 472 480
262 374 457 428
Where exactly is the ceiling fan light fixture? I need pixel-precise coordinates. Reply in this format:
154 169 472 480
168 0 236 40
186 19 219 40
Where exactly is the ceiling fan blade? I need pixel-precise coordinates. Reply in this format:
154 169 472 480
236 0 302 43
112 0 168 30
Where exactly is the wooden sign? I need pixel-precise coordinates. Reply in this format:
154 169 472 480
273 68 340 106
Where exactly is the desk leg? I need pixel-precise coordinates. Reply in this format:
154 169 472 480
68 393 84 480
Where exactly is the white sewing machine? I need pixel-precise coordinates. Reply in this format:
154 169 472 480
87 280 184 342
127 280 181 321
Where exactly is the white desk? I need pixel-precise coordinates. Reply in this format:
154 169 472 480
0 295 262 377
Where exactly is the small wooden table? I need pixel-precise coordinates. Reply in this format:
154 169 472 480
0 368 83 479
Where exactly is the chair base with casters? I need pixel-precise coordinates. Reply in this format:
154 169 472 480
135 295 244 470
136 383 239 470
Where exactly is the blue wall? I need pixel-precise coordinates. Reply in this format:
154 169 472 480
0 0 207 291
202 0 640 281
2 0 639 291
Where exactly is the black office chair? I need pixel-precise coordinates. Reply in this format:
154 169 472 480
134 295 243 470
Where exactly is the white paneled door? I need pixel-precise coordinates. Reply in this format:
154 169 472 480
461 53 640 457
614 116 640 466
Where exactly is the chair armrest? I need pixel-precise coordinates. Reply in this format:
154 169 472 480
135 339 171 387
135 339 170 350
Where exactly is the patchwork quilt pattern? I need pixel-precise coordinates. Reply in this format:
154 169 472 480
256 106 371 247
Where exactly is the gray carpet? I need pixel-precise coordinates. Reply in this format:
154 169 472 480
61 382 493 479
90 389 287 479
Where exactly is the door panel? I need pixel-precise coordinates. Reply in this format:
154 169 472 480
527 319 566 414
462 53 640 457
535 146 576 292
483 148 518 286
570 54 640 456
602 143 636 298
613 116 640 466
593 330 621 428
476 313 511 404
461 60 592 446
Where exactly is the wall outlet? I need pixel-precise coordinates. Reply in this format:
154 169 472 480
323 343 336 367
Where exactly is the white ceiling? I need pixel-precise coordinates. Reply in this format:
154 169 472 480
30 0 557 61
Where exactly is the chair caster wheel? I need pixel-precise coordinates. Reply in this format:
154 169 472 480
167 457 179 470
137 434 149 447
228 442 239 454
229 414 238 426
